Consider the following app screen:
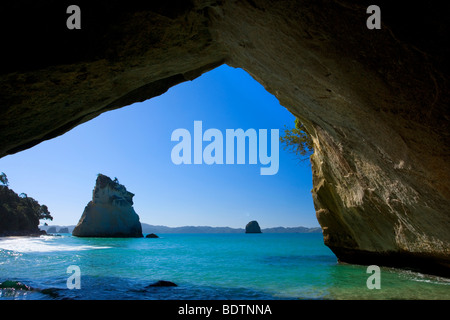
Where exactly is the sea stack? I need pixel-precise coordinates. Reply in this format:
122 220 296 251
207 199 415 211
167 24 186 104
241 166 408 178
245 221 262 234
72 174 143 237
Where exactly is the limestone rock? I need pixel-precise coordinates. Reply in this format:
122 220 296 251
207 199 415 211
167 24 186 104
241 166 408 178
72 174 143 238
245 221 262 234
0 1 449 275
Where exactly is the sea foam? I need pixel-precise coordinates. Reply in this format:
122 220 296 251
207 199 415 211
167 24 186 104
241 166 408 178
0 236 110 253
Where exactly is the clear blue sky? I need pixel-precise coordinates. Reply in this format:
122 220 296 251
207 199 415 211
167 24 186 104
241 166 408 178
0 65 319 228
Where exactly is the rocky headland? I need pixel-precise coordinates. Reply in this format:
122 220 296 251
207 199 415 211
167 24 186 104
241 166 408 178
0 177 52 237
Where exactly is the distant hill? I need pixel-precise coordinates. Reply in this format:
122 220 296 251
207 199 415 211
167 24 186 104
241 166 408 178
40 224 76 233
262 226 322 233
40 223 322 234
141 223 322 234
141 224 244 234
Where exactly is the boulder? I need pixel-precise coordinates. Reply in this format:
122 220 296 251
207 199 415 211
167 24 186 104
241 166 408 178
72 174 143 238
146 280 177 287
245 221 262 234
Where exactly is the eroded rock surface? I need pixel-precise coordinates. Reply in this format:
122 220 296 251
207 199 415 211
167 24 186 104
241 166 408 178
72 174 143 237
1 1 449 275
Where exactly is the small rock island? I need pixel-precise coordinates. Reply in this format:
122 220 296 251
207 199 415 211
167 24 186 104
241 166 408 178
245 221 262 234
72 174 143 238
145 233 159 238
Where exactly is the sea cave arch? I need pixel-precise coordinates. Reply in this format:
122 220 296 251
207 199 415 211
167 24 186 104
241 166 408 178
0 1 449 276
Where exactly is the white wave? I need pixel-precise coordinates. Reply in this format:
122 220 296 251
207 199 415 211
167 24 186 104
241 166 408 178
0 237 111 253
397 268 450 285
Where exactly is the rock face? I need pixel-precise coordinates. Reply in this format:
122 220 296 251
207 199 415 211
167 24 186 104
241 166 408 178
72 174 143 238
245 221 262 234
0 1 449 275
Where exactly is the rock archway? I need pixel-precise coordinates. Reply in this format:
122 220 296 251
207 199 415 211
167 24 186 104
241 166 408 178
1 1 449 276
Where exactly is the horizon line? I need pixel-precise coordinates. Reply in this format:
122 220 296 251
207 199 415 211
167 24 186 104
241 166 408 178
41 222 322 229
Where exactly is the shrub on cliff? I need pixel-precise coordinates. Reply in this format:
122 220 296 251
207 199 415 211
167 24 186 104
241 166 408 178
280 118 314 162
0 172 8 187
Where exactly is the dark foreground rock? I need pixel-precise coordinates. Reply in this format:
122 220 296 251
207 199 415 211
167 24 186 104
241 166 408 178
0 280 63 299
72 174 143 238
0 280 32 291
147 280 177 287
245 221 262 234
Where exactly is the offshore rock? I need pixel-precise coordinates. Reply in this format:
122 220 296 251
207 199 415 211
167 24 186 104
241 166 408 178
47 226 57 234
72 174 143 238
145 233 159 238
245 221 262 234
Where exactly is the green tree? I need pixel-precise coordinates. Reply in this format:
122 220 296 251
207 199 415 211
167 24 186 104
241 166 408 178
0 185 53 234
38 204 53 221
23 196 53 222
280 118 314 162
0 172 8 187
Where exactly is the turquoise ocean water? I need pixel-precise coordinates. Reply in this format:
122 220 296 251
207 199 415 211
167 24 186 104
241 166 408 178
0 233 449 300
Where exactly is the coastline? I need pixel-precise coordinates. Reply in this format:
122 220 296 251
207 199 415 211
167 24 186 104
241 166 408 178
0 230 47 237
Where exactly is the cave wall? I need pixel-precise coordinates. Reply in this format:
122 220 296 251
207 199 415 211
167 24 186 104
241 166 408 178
0 0 449 275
